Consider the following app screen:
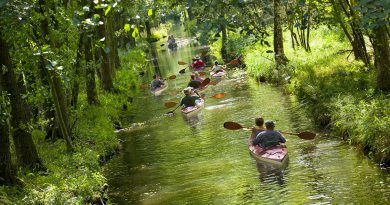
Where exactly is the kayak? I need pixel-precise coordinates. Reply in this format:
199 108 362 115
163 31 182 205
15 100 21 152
210 69 226 77
248 135 288 165
151 84 168 96
181 98 205 115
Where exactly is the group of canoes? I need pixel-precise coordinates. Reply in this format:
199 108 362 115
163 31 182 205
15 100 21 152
149 58 227 115
150 56 289 167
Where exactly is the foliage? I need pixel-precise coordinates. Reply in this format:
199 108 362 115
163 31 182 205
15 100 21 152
332 94 390 162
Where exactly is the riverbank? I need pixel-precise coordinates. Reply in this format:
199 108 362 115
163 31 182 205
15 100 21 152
0 48 145 204
211 27 389 167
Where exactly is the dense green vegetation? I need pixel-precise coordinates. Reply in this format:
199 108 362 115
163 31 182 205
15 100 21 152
0 0 389 203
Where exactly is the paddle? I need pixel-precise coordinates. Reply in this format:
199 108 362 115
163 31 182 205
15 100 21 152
178 61 187 65
160 43 165 47
163 75 176 80
223 121 316 140
228 59 239 65
164 92 226 108
168 75 176 80
200 78 210 88
179 66 188 74
209 81 219 85
199 71 207 76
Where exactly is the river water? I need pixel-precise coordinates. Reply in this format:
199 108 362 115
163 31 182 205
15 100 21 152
104 30 389 204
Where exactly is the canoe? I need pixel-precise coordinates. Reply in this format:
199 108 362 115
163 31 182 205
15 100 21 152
248 135 288 165
210 69 226 77
181 98 205 115
151 84 168 96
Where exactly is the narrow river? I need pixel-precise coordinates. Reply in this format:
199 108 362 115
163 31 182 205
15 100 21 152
104 30 389 204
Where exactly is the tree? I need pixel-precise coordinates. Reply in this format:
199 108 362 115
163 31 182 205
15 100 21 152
0 72 18 185
0 31 43 170
274 0 289 65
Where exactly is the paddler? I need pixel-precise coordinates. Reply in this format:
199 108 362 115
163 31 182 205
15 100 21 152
252 120 286 149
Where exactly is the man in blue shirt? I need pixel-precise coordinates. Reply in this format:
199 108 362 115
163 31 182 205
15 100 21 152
252 120 286 148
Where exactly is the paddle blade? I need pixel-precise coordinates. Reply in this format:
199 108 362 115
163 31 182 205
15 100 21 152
298 132 316 140
200 78 210 87
164 101 177 108
229 59 239 65
160 44 165 47
179 68 186 74
168 75 176 80
211 93 225 98
223 121 244 130
209 81 219 85
199 71 207 76
178 61 187 65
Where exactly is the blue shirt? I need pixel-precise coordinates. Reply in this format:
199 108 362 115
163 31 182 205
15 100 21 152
252 130 286 148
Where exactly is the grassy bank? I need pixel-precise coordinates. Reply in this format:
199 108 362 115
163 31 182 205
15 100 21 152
211 27 390 166
0 48 146 204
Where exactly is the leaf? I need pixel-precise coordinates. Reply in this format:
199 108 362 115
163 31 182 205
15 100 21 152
104 46 111 54
105 5 112 16
148 9 153 16
124 24 130 32
0 0 8 8
132 27 139 38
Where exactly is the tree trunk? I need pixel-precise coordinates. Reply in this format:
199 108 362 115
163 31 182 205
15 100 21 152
0 52 18 185
97 11 114 91
221 23 228 61
71 32 84 107
84 33 99 105
273 0 289 65
0 32 44 170
373 25 390 92
38 0 73 151
0 111 17 185
187 0 193 20
145 19 152 39
332 0 370 65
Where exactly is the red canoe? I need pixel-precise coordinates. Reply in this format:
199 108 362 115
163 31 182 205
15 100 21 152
248 135 288 165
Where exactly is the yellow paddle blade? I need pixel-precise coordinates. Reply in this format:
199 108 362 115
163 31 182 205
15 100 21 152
199 71 207 76
229 59 239 65
164 101 177 108
178 61 187 65
211 93 225 98
168 75 176 80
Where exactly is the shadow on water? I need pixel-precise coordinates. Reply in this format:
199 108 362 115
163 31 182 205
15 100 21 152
255 157 289 186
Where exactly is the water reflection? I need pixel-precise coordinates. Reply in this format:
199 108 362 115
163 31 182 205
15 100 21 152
254 157 289 186
181 112 203 129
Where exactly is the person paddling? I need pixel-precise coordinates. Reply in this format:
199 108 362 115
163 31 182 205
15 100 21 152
192 72 204 82
150 74 165 90
252 120 286 149
251 117 265 139
210 61 226 73
188 78 202 89
191 56 205 70
177 87 202 109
